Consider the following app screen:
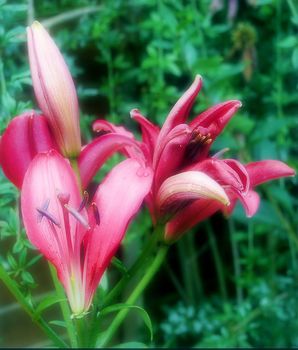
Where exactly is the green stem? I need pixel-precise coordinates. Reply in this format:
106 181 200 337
100 245 168 346
101 225 164 308
287 0 298 19
87 225 165 347
0 264 67 348
228 219 243 305
49 264 77 348
75 317 87 347
206 222 228 303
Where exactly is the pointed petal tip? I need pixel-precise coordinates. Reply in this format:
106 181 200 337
234 100 242 108
193 74 203 88
130 108 140 118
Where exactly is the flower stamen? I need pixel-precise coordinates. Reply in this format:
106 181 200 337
36 206 60 227
78 191 89 212
91 202 100 225
64 204 90 229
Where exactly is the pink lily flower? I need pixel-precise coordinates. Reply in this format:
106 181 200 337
27 21 81 157
2 22 146 190
93 75 295 241
0 111 144 190
21 150 152 315
0 111 57 188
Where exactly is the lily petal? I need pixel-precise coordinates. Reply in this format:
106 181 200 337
189 100 241 158
130 108 160 160
157 170 230 218
79 133 145 188
190 100 241 131
191 158 250 195
155 75 202 159
83 159 153 307
238 190 260 217
27 22 81 157
21 150 85 311
153 124 192 192
0 112 57 188
246 160 295 187
165 199 222 241
93 119 135 139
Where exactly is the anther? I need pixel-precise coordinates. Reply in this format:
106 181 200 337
185 130 213 161
36 207 60 227
37 199 50 223
78 191 89 212
92 202 100 225
64 204 90 229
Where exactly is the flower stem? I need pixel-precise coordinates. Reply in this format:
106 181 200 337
75 316 87 347
87 225 166 347
101 225 165 308
0 263 67 348
49 264 78 348
100 244 168 346
206 222 228 303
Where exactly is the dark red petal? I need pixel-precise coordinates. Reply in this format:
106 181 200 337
165 198 221 241
155 76 202 161
246 160 295 187
131 109 159 160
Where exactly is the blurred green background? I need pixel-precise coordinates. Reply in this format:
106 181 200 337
0 0 297 347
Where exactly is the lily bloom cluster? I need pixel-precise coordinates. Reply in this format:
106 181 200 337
0 22 295 315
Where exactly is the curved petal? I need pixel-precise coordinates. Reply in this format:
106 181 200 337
190 100 241 131
223 187 260 218
165 199 221 241
93 119 135 139
83 159 153 307
157 170 230 219
21 150 84 295
153 124 191 192
191 158 250 194
238 190 260 217
130 109 160 159
155 75 202 161
27 22 81 157
0 112 57 188
79 133 145 188
92 118 144 160
246 160 295 187
189 100 241 158
223 159 250 194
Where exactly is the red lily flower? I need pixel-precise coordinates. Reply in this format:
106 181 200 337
93 76 295 241
21 150 152 315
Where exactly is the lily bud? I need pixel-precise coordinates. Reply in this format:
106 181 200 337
27 21 81 157
157 170 230 219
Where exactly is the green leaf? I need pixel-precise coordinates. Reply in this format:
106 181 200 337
277 36 297 49
35 294 66 318
101 303 153 341
21 271 34 285
111 257 128 275
113 341 148 348
50 320 67 329
292 47 298 69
